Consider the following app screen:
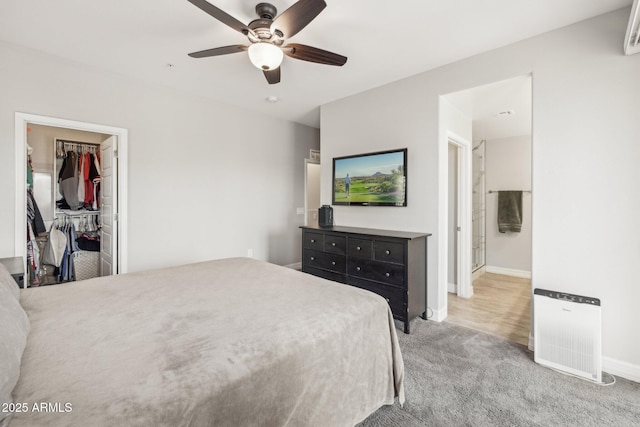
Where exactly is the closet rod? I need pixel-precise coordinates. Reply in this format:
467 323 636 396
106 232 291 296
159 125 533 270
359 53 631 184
57 139 100 147
56 211 100 216
488 190 532 194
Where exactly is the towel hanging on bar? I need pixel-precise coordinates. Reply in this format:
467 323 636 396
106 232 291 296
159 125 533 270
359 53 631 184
497 191 522 233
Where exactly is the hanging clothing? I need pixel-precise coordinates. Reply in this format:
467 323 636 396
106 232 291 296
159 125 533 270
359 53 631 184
82 152 91 207
93 152 101 176
27 159 34 190
77 151 86 204
92 177 101 210
27 189 46 236
55 220 79 282
55 143 101 214
88 153 100 180
26 221 40 285
59 150 76 180
42 226 67 268
84 179 94 208
59 151 81 210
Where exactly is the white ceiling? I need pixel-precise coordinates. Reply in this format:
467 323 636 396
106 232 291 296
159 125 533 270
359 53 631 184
0 0 632 128
445 75 532 142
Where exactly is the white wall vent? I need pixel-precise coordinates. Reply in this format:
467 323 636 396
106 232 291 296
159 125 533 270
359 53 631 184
533 288 601 383
625 0 640 55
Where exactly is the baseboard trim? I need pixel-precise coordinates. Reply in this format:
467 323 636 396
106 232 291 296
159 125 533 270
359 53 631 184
448 283 457 294
485 265 531 279
602 356 640 383
472 266 486 281
430 305 447 322
285 262 302 270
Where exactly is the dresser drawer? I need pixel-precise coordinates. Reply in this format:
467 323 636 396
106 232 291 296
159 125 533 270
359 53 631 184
324 234 346 255
303 266 347 284
303 249 346 273
347 238 373 259
348 276 406 314
303 231 324 250
374 240 405 264
347 259 405 287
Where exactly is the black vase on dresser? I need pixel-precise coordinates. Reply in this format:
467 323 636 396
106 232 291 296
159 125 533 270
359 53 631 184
300 225 430 333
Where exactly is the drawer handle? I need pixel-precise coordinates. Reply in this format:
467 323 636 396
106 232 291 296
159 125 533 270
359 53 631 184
331 261 336 266
385 272 390 277
356 266 361 271
385 250 390 255
332 242 336 247
356 246 361 251
310 256 315 261
311 239 316 243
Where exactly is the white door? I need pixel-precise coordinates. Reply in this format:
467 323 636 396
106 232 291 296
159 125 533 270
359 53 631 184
448 143 459 293
100 136 117 276
447 135 473 298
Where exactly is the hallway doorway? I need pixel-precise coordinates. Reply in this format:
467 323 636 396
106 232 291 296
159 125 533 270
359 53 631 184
442 74 532 345
447 273 531 346
304 159 320 226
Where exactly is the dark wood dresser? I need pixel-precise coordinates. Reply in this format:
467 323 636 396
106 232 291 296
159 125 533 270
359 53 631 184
0 256 25 288
300 225 430 333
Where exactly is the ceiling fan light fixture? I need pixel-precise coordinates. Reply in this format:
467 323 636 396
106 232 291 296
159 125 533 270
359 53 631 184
187 0 347 84
248 42 283 70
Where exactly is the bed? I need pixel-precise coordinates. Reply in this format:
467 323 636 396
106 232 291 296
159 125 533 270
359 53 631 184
0 257 404 426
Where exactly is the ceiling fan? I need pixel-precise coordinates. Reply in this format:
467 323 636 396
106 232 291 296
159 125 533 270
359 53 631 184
187 0 347 84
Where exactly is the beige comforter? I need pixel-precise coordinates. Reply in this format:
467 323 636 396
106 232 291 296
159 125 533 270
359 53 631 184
12 257 404 426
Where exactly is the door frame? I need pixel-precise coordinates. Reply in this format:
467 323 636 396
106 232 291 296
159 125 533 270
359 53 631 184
14 112 128 279
447 131 473 298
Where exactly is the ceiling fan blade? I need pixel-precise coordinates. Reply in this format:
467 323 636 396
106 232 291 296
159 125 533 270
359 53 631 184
283 43 347 66
271 0 326 39
263 68 281 84
188 45 248 58
187 0 253 35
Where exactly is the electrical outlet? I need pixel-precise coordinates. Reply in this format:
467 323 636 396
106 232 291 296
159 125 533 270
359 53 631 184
247 249 253 258
296 207 305 215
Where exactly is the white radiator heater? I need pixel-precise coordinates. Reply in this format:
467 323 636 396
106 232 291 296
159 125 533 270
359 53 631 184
533 288 602 383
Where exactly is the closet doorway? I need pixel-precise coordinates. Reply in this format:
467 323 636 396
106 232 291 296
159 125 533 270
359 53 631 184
15 113 128 287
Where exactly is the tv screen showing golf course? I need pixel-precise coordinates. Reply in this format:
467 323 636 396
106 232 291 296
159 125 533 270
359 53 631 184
332 149 407 206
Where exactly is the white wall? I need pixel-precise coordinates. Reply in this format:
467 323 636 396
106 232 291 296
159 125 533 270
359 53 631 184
321 8 640 376
0 41 319 271
485 135 532 274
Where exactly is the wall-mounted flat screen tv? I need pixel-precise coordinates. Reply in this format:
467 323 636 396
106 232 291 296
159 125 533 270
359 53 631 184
332 148 407 206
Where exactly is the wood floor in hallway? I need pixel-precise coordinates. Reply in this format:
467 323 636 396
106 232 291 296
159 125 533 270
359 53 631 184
446 272 531 347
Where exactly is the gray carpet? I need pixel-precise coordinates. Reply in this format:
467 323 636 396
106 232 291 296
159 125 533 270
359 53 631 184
359 320 640 426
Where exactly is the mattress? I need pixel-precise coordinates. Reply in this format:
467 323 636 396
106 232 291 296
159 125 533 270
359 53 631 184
12 257 404 426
